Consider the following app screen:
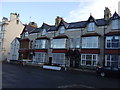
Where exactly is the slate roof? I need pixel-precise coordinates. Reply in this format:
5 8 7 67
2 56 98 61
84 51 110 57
30 12 119 33
30 27 41 34
68 21 87 29
20 25 36 35
16 37 21 41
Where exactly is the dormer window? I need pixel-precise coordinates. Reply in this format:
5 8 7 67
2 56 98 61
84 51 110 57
88 22 95 31
42 29 46 36
59 26 65 34
112 20 119 29
25 32 28 37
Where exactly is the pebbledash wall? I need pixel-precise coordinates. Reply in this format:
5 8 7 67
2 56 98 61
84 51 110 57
19 7 120 69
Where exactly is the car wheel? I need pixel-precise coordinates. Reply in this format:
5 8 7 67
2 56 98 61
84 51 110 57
100 72 105 77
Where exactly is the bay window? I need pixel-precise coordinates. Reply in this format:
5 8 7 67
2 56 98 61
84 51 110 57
70 38 74 48
35 52 47 63
82 36 99 48
88 22 95 31
81 54 98 66
106 36 120 48
75 38 80 48
105 55 120 68
51 39 66 49
34 39 46 49
69 38 80 48
52 53 65 65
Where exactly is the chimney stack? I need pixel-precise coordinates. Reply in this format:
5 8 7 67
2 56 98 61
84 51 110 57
55 16 63 27
104 7 112 20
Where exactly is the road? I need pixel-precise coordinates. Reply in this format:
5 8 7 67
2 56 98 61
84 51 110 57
2 63 120 88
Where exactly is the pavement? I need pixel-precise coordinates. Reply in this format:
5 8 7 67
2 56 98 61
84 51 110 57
7 61 96 74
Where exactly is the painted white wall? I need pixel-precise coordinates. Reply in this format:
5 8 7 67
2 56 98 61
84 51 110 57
1 13 24 60
8 37 20 61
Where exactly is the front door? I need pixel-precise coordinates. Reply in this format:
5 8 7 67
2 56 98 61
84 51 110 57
49 57 52 65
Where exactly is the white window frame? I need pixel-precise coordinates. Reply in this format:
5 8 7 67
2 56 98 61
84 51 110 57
75 38 80 48
52 53 65 65
70 38 74 48
88 22 95 31
59 26 65 34
112 19 119 29
51 39 66 49
34 39 46 49
41 29 46 36
81 54 98 66
35 52 47 63
25 32 28 37
105 55 120 68
106 36 120 49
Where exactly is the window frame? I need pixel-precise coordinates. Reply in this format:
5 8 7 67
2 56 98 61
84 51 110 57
82 36 99 48
106 36 120 49
112 19 119 30
88 22 95 31
41 28 46 36
81 54 98 66
59 26 65 34
51 38 67 49
105 55 120 68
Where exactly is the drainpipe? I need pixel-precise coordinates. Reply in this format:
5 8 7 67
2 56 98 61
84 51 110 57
103 25 106 67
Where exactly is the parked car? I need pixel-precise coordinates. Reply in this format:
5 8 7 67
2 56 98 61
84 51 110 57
96 66 120 78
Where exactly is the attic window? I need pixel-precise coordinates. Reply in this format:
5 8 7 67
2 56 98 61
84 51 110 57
25 32 28 37
59 26 65 34
88 22 95 31
42 29 46 36
112 20 119 29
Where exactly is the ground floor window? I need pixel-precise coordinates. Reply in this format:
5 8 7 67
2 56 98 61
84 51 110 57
81 54 98 66
105 55 120 68
35 52 47 63
52 53 65 65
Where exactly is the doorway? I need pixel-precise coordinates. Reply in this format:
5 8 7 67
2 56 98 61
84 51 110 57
49 57 52 65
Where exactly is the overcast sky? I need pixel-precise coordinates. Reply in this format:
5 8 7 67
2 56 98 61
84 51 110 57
0 0 119 27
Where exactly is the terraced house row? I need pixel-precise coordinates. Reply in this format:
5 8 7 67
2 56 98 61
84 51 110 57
17 7 120 69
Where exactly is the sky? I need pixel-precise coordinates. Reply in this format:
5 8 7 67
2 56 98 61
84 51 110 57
0 0 120 27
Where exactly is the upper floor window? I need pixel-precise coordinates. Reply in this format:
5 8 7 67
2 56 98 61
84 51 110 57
75 38 80 48
88 22 95 31
106 36 120 48
51 39 66 49
70 38 80 48
112 20 119 29
41 29 46 36
25 32 28 37
59 26 65 34
82 36 99 48
70 38 74 48
34 40 46 49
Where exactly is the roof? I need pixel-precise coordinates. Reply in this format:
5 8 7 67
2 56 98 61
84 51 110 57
20 25 36 35
38 12 120 32
68 21 87 29
30 27 41 34
48 25 56 31
16 37 21 41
